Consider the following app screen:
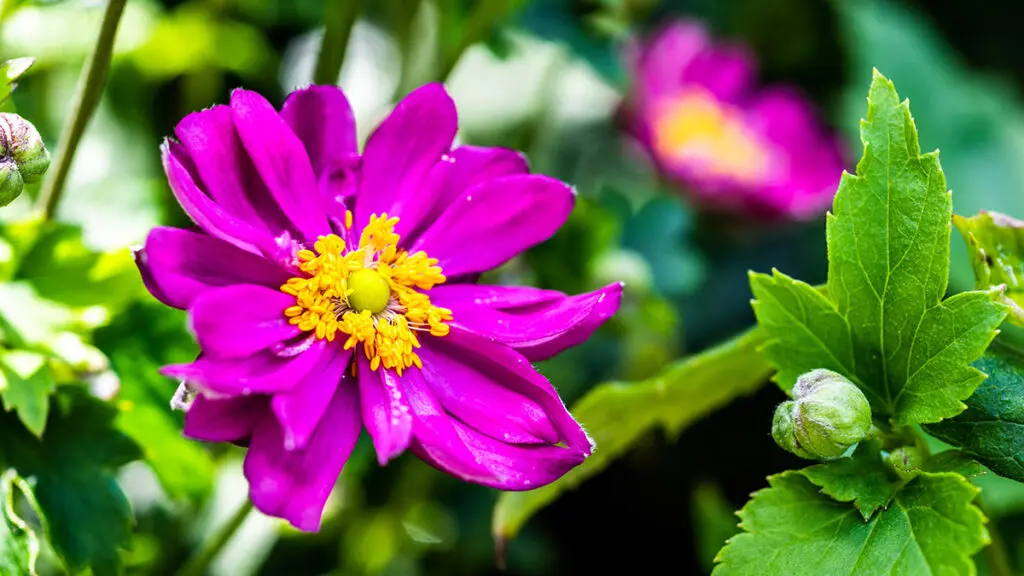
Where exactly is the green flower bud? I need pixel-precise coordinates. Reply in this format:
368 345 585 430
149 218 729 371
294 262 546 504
885 446 925 480
0 159 23 207
0 113 49 183
771 369 872 460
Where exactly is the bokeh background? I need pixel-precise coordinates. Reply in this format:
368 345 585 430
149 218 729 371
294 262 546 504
5 0 1024 574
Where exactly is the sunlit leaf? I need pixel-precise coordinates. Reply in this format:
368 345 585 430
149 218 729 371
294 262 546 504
751 70 1006 425
0 469 42 576
0 350 55 437
492 326 771 541
953 210 1024 325
712 471 988 575
0 57 34 104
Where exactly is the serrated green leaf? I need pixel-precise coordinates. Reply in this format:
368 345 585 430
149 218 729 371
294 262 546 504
925 343 1024 482
800 440 899 520
0 350 55 437
953 211 1024 325
921 450 986 478
492 326 772 541
751 70 1007 426
0 389 141 575
0 469 41 576
712 471 988 575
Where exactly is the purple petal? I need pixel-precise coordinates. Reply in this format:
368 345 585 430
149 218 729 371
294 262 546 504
433 331 593 455
162 340 327 396
271 348 351 451
137 227 290 310
416 344 558 444
395 145 529 244
280 85 358 178
357 356 412 465
162 141 270 254
189 284 300 359
355 83 457 234
230 89 329 241
403 368 585 490
430 282 622 361
183 395 269 443
411 175 575 277
244 377 361 531
174 107 295 236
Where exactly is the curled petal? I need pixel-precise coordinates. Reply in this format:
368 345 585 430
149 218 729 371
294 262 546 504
244 378 361 531
403 368 585 490
430 282 623 361
358 356 412 465
183 394 269 443
412 175 575 277
355 83 457 235
190 284 300 359
137 227 290 310
271 347 350 451
161 340 327 396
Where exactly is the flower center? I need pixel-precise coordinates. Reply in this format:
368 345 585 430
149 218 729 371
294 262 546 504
281 212 452 374
651 88 772 185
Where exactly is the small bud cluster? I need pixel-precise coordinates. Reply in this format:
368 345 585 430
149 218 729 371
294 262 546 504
0 113 50 207
772 369 872 460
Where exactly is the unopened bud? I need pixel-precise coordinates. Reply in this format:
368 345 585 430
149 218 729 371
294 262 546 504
0 159 22 207
771 369 872 460
885 446 925 480
0 113 49 183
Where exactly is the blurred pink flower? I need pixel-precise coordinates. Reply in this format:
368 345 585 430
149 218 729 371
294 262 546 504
623 20 846 220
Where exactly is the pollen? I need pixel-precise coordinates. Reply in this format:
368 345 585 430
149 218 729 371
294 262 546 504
281 212 453 374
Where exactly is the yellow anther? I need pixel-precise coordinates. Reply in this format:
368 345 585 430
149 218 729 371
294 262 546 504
280 218 452 373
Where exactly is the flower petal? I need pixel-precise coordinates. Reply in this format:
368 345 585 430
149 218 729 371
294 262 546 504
189 284 300 359
174 106 295 236
271 347 350 451
244 377 361 531
162 340 327 396
430 282 622 361
403 368 585 490
137 227 290 310
357 356 412 465
183 395 269 443
433 331 593 455
279 85 358 179
230 89 329 240
416 344 557 444
412 174 575 277
355 83 457 233
395 145 529 244
162 141 269 254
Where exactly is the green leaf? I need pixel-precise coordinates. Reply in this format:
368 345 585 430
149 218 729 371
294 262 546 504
492 326 772 541
0 469 42 576
953 211 1024 325
0 389 141 575
712 471 989 575
800 440 899 520
0 58 33 104
0 350 55 437
925 343 1024 482
751 70 1007 425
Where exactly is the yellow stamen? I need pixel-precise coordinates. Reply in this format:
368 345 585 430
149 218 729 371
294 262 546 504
651 88 772 185
280 213 452 374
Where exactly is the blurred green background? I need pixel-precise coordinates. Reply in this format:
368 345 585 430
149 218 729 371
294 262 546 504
5 0 1024 574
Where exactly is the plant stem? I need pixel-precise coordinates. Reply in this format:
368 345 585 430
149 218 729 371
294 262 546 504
312 0 362 86
438 0 510 82
978 496 1015 576
37 0 127 221
177 499 253 576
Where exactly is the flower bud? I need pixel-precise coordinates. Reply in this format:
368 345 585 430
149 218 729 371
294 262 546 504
0 159 23 207
771 369 872 460
885 446 925 480
0 113 49 185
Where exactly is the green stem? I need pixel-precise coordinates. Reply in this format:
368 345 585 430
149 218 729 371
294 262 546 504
977 496 1015 576
37 0 127 221
177 499 253 576
312 0 362 86
438 0 510 82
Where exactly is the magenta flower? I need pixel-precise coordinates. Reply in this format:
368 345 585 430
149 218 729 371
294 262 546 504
624 20 845 220
135 83 621 531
